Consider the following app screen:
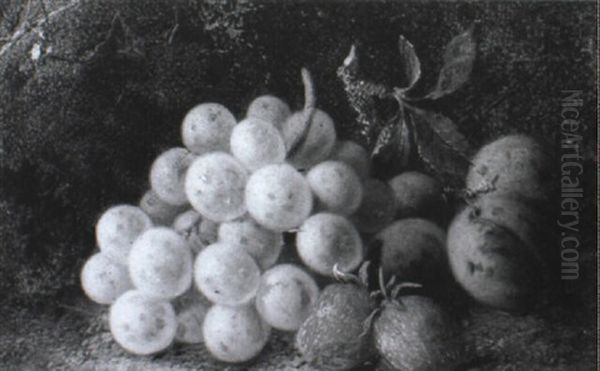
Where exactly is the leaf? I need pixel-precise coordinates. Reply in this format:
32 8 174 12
407 104 472 156
425 25 476 100
406 105 472 186
396 35 421 93
371 108 412 172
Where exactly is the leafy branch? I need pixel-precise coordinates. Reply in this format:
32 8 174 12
337 25 477 186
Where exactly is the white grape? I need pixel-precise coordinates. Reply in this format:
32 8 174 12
128 227 193 299
218 217 284 270
185 152 248 222
109 290 177 355
246 95 291 130
329 140 370 179
306 160 363 215
280 109 336 170
351 179 397 233
230 117 286 171
255 264 319 331
139 189 186 225
96 205 153 263
297 213 363 276
80 252 132 305
149 147 195 206
245 163 313 232
172 210 219 255
202 304 270 363
175 301 210 344
194 242 261 306
181 103 237 155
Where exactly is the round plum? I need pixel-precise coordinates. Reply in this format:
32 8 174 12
447 206 543 312
466 134 553 201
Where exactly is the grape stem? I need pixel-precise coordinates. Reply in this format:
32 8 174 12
287 68 317 163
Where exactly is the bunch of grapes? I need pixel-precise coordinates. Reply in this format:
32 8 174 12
80 68 447 365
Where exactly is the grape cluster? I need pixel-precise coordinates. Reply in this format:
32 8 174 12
80 71 444 364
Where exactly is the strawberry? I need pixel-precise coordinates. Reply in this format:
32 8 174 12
295 280 376 370
373 295 464 371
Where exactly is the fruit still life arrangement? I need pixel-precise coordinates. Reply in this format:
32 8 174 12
78 24 559 370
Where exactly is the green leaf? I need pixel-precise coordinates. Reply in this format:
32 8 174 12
406 105 471 186
425 25 476 100
396 35 421 93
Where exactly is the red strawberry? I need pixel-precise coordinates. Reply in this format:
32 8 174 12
373 295 464 371
295 281 376 370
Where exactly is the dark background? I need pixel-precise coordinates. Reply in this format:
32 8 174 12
0 0 597 369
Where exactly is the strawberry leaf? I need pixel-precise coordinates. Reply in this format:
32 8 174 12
406 105 471 185
396 35 421 94
371 107 412 174
425 25 476 100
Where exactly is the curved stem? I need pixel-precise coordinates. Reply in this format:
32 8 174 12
287 68 317 160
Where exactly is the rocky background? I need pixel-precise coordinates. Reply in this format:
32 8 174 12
0 0 596 369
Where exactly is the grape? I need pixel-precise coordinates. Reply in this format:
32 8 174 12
80 252 132 305
255 264 319 331
96 205 153 263
280 109 337 170
388 171 443 219
172 286 211 312
185 152 248 222
172 210 219 255
245 163 313 232
202 304 271 363
149 147 196 206
230 117 286 171
296 213 363 276
246 95 291 130
218 217 284 270
181 103 237 155
329 140 370 179
128 227 193 299
139 189 187 225
109 290 177 355
194 242 261 306
307 160 363 216
175 301 210 344
351 179 396 234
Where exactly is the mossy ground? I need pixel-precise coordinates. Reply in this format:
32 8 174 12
0 0 596 369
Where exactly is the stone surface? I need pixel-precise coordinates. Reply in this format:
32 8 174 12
0 0 596 369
